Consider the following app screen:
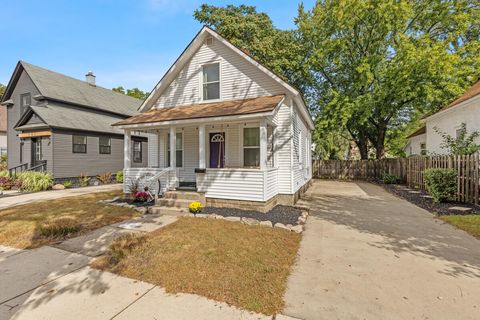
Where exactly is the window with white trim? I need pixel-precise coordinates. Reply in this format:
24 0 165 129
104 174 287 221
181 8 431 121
167 132 183 167
243 127 260 167
99 137 111 154
72 135 87 153
202 63 220 100
133 140 142 163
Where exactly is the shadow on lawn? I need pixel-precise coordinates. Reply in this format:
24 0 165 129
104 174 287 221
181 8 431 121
300 180 480 279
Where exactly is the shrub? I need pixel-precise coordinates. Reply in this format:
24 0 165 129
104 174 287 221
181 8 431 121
108 233 148 264
18 171 53 192
127 178 140 195
189 201 203 213
63 181 73 188
134 191 149 202
79 173 90 187
96 172 112 184
0 175 14 191
381 173 400 184
424 168 457 203
38 218 81 238
116 170 124 183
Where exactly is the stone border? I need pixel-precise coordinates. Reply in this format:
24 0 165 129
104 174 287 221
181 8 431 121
184 208 309 234
98 197 153 215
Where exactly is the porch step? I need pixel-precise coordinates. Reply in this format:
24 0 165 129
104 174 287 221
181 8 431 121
156 198 193 209
163 191 205 201
150 206 187 216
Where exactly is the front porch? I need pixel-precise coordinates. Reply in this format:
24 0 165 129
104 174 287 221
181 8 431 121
122 117 279 206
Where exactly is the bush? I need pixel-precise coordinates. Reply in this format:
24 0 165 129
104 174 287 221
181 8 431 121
189 201 203 213
0 175 14 191
79 173 90 187
109 233 148 264
424 168 457 203
381 173 400 184
116 170 124 183
38 218 81 238
63 181 73 188
96 172 112 184
18 171 53 192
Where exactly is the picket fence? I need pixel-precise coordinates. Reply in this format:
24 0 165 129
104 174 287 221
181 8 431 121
313 154 480 205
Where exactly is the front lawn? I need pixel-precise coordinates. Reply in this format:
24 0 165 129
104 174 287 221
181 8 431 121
440 214 480 238
92 217 301 315
0 191 139 249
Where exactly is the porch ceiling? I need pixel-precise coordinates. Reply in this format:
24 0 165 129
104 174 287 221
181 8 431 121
113 95 284 127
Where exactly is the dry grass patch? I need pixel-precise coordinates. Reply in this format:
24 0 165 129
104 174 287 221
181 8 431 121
0 191 139 248
92 217 301 315
440 214 480 238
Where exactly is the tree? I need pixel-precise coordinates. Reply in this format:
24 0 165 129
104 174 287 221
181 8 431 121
434 123 480 155
297 0 480 159
112 86 149 100
0 83 5 100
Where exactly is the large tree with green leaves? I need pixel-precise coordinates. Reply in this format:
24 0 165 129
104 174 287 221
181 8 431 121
112 86 149 100
0 83 5 100
297 0 480 159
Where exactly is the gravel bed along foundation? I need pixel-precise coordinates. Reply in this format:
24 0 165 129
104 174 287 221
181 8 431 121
203 205 302 225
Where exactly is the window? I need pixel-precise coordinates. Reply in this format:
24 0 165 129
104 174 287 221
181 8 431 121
72 135 87 153
33 138 42 161
243 127 260 167
420 143 427 156
20 141 24 163
99 137 111 154
167 132 183 167
202 63 220 100
133 141 142 163
20 93 31 115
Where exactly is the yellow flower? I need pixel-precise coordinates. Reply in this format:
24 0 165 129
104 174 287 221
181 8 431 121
189 201 203 213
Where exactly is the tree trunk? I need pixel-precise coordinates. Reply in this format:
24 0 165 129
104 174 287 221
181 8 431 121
375 126 387 159
357 132 369 160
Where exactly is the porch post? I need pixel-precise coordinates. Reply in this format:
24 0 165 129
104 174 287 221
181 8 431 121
169 127 176 169
260 119 268 170
199 124 206 168
124 129 131 169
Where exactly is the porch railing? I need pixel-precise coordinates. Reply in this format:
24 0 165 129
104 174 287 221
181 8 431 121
124 167 176 197
8 163 29 176
27 161 47 173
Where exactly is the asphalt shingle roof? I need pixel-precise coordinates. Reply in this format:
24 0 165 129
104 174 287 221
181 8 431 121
21 61 142 117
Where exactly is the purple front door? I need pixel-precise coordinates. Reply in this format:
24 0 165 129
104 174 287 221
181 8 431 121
209 132 225 168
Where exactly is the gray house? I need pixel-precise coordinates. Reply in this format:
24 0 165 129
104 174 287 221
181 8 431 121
0 61 147 181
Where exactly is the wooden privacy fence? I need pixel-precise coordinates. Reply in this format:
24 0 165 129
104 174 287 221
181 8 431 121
313 154 480 205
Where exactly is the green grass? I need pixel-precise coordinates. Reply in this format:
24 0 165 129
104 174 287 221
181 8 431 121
439 214 480 238
92 217 301 315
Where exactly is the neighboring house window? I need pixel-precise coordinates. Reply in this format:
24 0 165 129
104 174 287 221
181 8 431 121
420 143 427 156
72 135 87 153
202 63 220 100
243 127 260 167
20 93 31 115
34 138 42 161
20 141 24 163
133 140 142 163
166 132 183 167
99 137 111 154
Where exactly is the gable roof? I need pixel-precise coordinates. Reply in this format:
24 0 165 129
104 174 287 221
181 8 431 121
139 26 314 130
406 126 426 139
114 95 284 126
15 104 125 135
1 61 142 117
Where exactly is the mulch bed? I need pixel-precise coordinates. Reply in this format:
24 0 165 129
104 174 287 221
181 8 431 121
381 183 480 215
203 205 302 225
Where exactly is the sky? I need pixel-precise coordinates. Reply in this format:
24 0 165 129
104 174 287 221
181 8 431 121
1 0 314 92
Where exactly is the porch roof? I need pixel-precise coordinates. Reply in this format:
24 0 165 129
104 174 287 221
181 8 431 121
113 95 284 127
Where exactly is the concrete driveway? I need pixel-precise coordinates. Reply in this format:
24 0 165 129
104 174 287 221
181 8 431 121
283 180 480 320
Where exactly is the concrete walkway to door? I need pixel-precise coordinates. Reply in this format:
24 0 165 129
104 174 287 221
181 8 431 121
284 180 480 320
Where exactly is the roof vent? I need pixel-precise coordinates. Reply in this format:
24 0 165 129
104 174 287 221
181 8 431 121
85 71 96 86
205 37 213 46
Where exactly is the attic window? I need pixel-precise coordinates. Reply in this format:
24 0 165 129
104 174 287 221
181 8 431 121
20 93 31 115
205 37 213 46
202 63 220 100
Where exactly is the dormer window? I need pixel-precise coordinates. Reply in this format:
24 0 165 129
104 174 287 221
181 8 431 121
20 93 31 114
202 63 220 100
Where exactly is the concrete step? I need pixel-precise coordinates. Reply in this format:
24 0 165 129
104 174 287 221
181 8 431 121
150 206 187 216
156 198 194 209
163 191 204 201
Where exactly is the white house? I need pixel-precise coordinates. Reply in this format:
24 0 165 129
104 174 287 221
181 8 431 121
114 27 314 212
405 80 480 156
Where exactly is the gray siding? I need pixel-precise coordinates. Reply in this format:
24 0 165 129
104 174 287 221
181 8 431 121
52 130 147 179
7 70 42 169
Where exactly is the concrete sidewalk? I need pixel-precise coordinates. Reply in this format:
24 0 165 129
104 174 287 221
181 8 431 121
0 184 122 210
283 180 480 320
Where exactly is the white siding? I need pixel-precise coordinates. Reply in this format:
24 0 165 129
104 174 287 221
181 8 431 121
426 96 480 155
148 133 159 167
291 102 312 193
275 101 293 194
405 133 426 156
155 39 285 108
265 168 279 200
